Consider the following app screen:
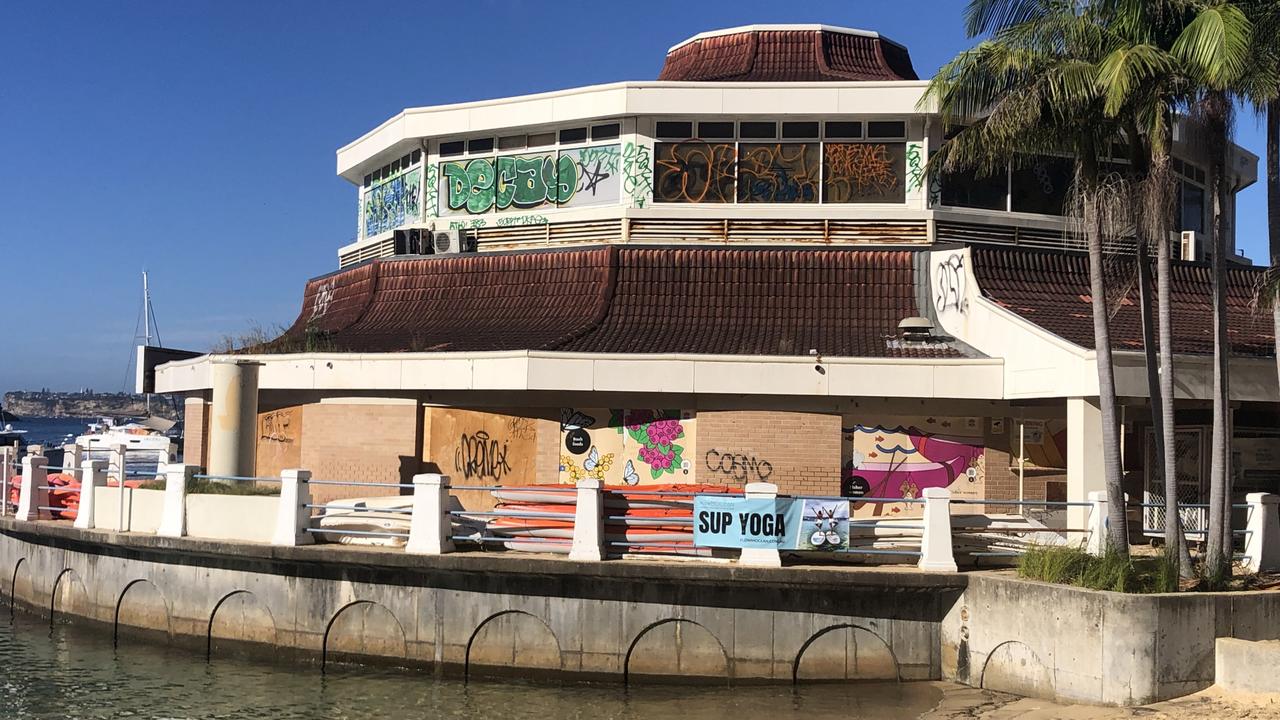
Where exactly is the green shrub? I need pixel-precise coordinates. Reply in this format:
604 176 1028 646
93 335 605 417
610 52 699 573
1018 545 1181 594
135 479 279 496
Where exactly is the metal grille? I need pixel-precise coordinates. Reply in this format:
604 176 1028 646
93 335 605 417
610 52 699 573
1143 429 1206 537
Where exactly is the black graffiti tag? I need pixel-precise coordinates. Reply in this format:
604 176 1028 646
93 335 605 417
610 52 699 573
705 449 774 482
455 431 511 482
934 253 968 314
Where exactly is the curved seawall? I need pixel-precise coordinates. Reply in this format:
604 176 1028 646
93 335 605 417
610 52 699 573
0 519 962 683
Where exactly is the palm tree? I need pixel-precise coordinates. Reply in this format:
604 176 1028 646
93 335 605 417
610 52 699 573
924 1 1132 554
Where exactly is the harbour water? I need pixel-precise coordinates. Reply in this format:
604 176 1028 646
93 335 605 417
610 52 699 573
2 417 87 448
0 613 963 720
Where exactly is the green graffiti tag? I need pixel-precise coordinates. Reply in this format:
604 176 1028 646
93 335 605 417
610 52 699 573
622 142 653 208
440 145 620 215
496 214 550 226
495 154 575 208
576 145 621 175
906 142 925 193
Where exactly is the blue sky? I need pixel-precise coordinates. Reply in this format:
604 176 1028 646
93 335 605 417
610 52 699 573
0 0 1272 396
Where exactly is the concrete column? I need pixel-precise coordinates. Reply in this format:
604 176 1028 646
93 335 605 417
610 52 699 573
111 443 128 532
918 487 958 572
738 482 782 568
272 468 313 546
63 444 82 478
208 360 261 479
157 464 195 538
1086 490 1109 556
1067 397 1106 533
568 479 604 562
407 473 454 555
73 460 106 530
16 454 47 521
1243 493 1280 573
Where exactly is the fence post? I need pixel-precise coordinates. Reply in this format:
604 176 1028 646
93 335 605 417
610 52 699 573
918 487 958 572
63 443 82 479
15 454 48 521
406 473 453 555
73 460 106 530
110 443 129 532
569 479 604 562
0 446 13 516
738 482 782 568
1243 493 1280 573
157 464 195 538
272 469 313 546
1086 491 1108 556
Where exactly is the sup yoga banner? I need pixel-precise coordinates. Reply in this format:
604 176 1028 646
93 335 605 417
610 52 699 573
693 496 850 551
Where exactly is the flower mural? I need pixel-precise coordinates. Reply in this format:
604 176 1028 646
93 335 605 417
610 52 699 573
558 408 695 485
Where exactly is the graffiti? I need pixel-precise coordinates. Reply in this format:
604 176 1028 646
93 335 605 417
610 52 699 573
654 141 736 203
840 416 984 506
310 281 335 321
362 167 422 237
448 218 487 230
704 449 774 482
736 143 820 203
505 417 537 441
934 253 968 314
823 143 904 203
454 431 511 482
423 164 438 218
259 410 295 444
496 214 549 226
622 141 653 208
906 142 925 193
440 145 620 216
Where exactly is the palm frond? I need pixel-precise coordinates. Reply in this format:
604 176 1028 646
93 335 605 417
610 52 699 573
1171 4 1253 89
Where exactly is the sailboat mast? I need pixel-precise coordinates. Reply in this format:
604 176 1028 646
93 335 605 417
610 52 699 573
143 271 151 415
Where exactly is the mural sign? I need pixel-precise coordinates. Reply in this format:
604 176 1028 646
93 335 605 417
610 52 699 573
841 415 985 514
439 145 620 216
693 496 849 551
558 408 695 486
362 167 422 237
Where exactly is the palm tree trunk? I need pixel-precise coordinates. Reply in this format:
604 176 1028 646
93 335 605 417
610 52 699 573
1269 100 1279 397
1081 177 1130 556
1204 92 1233 577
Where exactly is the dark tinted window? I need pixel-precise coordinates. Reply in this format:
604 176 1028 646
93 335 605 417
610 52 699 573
655 121 693 138
411 149 421 163
559 127 588 143
498 135 526 150
739 121 776 138
867 121 906 138
825 121 863 139
527 132 555 147
467 138 494 153
782 121 819 139
590 123 620 140
439 140 465 156
697 121 734 139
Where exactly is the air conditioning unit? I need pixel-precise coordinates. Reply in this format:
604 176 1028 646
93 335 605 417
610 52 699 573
392 228 429 255
431 228 476 255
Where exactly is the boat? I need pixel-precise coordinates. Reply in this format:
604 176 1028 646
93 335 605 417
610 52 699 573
0 422 27 449
75 416 177 470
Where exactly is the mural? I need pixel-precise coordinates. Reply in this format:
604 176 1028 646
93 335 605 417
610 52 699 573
438 145 620 216
823 143 905 203
362 167 422 237
654 141 737 203
559 408 696 486
840 415 985 514
736 143 820 203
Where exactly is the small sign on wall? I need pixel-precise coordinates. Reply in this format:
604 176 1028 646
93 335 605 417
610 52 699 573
990 418 1005 435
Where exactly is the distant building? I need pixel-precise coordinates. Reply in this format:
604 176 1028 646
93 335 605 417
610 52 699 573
158 25 1275 526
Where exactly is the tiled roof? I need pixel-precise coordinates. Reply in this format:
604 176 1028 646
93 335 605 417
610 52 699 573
273 247 957 358
971 247 1275 357
657 28 917 82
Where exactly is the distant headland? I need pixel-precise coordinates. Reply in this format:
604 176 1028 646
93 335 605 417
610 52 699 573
3 390 180 421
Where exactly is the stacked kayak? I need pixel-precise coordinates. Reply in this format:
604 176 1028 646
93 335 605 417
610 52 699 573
477 484 738 556
6 474 145 522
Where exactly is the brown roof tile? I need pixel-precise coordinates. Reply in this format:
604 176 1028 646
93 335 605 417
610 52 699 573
971 247 1275 357
658 28 917 82
274 246 955 358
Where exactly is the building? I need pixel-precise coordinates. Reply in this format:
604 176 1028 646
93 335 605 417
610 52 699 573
157 25 1276 527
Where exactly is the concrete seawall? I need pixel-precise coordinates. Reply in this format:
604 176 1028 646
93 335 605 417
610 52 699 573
0 519 962 683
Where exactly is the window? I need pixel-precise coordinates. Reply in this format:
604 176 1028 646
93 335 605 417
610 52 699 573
737 143 819 203
558 127 588 143
697 121 734 139
823 142 906 203
655 121 693 139
591 123 620 141
498 134 527 150
527 131 556 147
940 166 1007 211
824 121 863 139
467 138 494 154
439 140 465 157
867 121 906 139
782 121 819 139
1179 181 1205 234
739 121 777 139
1010 155 1072 215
